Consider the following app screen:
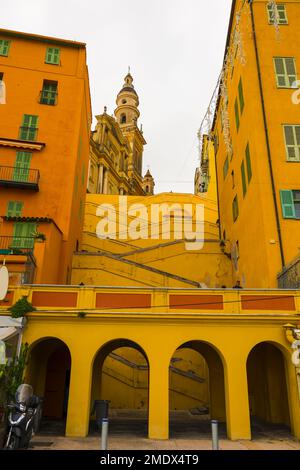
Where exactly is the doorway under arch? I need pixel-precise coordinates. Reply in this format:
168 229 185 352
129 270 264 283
25 338 71 435
247 342 291 438
90 339 149 437
169 341 226 439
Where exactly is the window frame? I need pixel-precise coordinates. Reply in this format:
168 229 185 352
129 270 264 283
274 57 297 89
40 80 58 105
234 98 240 132
19 115 39 141
283 125 300 162
238 78 245 114
45 47 60 65
7 201 23 217
267 3 288 25
0 39 11 57
232 195 239 222
241 160 247 197
280 190 300 219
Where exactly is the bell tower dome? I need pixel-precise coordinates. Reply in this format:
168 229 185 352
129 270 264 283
114 71 140 127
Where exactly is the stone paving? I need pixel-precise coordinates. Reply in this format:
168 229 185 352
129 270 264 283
30 412 300 451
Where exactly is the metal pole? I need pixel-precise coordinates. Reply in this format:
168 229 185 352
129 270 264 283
211 420 219 450
101 418 109 450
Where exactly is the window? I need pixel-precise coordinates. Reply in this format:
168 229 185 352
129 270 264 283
232 195 239 222
40 80 58 105
13 152 32 182
19 115 38 141
214 131 219 154
241 160 247 197
12 222 37 249
245 143 252 182
0 39 10 56
280 190 300 219
238 78 245 113
120 114 126 124
283 125 300 161
0 72 3 81
234 98 240 131
223 156 229 179
274 58 297 88
267 3 288 25
45 47 60 65
231 170 235 189
7 201 23 217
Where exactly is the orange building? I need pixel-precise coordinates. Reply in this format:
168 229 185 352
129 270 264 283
0 29 92 284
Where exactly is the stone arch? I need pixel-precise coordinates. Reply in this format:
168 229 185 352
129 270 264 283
90 338 149 436
25 337 72 434
246 340 291 437
168 339 226 438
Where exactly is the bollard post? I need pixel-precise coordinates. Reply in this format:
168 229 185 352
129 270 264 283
101 417 109 450
211 420 219 450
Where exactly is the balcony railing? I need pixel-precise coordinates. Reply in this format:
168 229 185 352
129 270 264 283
0 166 40 191
0 236 35 255
278 256 300 289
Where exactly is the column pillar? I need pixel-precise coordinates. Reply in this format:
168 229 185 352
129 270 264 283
98 164 104 194
148 354 169 440
286 357 300 439
66 350 93 437
103 169 109 194
223 352 251 440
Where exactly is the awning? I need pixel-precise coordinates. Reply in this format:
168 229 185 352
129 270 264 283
0 317 24 341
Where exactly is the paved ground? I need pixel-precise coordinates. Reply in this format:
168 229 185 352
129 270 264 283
30 411 300 451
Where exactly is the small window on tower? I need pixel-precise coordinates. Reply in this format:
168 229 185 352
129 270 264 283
122 99 127 104
121 114 126 124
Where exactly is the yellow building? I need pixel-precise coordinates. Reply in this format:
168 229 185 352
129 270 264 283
208 0 300 288
1 285 300 441
88 72 154 196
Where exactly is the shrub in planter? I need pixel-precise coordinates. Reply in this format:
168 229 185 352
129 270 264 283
9 296 36 319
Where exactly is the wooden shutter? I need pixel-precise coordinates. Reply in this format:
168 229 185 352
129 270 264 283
234 98 240 131
274 58 286 87
7 201 23 217
238 78 244 113
13 152 32 182
241 160 247 197
280 190 296 219
245 143 252 182
285 58 296 86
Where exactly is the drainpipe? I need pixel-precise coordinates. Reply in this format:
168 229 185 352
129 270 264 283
249 0 285 269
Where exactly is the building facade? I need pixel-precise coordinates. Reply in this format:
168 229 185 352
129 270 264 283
88 73 154 196
0 29 92 285
208 0 300 288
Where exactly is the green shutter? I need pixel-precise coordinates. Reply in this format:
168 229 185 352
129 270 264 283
13 152 32 182
7 201 23 217
245 143 252 182
274 57 296 87
241 160 247 197
223 156 229 180
45 47 60 65
0 39 10 56
12 222 36 248
234 98 240 131
232 196 239 222
238 78 244 113
284 125 300 161
20 115 38 141
280 190 296 219
40 81 57 105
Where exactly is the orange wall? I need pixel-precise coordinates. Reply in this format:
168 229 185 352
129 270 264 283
0 30 92 283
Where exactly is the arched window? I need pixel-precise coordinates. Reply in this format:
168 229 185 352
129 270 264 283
146 185 149 193
121 114 126 124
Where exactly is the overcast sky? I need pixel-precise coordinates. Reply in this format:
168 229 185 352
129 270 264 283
1 0 231 194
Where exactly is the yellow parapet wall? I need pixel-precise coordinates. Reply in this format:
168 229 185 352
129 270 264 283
1 285 300 440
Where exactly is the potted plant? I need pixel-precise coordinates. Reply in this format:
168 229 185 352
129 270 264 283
31 230 46 243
